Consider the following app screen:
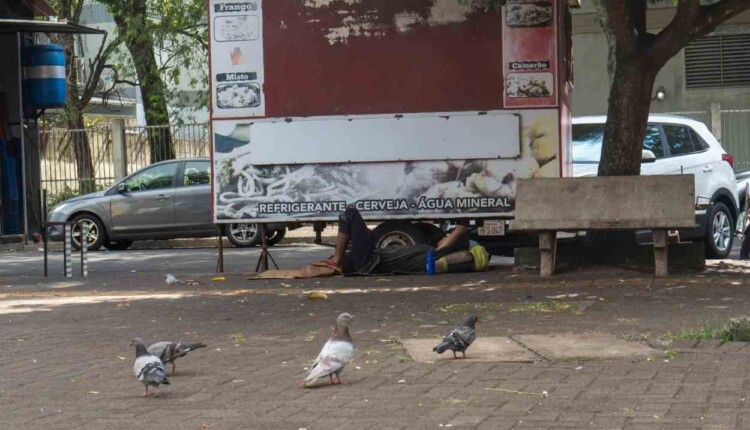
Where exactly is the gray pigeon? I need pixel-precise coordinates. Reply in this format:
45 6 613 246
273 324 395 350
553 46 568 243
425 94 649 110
131 338 170 397
433 316 479 359
304 313 355 387
147 341 206 375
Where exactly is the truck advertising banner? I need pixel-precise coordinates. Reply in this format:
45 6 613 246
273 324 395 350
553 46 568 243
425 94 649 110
213 110 559 222
208 0 569 223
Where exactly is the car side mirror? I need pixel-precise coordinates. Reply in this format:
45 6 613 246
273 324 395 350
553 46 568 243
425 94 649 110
116 183 127 194
641 150 657 163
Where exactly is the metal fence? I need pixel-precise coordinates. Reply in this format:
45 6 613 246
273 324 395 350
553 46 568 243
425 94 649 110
39 126 115 203
125 124 210 173
720 109 750 171
40 123 209 205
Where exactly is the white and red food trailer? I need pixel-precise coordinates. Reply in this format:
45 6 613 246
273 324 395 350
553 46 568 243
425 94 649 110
208 0 575 244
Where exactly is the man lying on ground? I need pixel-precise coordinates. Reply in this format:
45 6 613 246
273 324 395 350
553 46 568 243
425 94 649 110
322 208 488 275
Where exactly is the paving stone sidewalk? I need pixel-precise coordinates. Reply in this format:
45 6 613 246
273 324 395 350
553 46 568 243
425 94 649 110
3 260 750 429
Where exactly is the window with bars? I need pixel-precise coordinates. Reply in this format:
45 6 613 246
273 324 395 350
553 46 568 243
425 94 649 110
685 34 750 89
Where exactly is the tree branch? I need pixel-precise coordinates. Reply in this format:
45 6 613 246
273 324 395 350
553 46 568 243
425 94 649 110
72 0 85 23
694 0 750 37
79 34 124 107
644 0 700 66
172 28 209 51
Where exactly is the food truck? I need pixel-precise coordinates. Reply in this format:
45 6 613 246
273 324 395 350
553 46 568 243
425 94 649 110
208 0 576 246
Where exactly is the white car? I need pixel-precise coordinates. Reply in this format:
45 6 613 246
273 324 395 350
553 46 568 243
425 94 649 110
573 115 739 259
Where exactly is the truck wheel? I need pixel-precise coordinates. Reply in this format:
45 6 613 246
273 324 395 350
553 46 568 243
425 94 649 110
372 222 427 248
70 214 106 251
705 202 734 259
267 228 287 246
226 223 261 248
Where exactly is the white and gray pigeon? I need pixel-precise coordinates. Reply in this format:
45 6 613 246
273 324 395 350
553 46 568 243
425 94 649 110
304 313 355 387
131 338 170 397
433 316 479 359
147 341 206 375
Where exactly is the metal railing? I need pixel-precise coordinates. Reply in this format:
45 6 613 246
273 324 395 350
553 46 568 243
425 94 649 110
125 123 210 173
40 122 209 206
720 109 750 171
39 126 115 202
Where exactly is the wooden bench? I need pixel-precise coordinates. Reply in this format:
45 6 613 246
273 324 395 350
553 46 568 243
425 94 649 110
512 176 696 277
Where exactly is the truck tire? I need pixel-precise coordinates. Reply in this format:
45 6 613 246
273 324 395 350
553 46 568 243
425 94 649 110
372 222 427 248
267 228 287 246
705 202 734 259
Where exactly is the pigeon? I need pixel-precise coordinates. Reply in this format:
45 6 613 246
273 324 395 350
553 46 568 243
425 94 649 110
131 338 170 397
433 316 479 359
304 313 354 387
147 341 207 375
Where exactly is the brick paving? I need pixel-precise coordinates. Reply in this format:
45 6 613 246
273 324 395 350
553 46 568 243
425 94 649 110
2 256 750 429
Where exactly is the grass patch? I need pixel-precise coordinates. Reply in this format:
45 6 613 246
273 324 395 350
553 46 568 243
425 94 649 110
510 301 580 314
618 331 652 342
669 318 750 342
398 354 414 363
231 332 247 344
439 302 502 314
665 348 679 360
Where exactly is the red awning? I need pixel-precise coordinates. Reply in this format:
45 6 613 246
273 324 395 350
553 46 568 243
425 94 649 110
19 0 55 17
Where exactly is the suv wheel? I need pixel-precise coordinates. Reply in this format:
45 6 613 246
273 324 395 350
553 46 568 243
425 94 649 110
705 202 734 259
226 223 261 247
70 214 106 251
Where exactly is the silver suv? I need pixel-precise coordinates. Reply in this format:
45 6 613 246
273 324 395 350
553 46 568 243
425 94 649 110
47 158 286 250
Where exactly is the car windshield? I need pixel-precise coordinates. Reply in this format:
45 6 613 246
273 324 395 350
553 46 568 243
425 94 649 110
572 123 604 163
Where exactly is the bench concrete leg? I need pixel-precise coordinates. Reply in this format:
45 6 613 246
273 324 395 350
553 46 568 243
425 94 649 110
539 231 557 277
653 229 668 277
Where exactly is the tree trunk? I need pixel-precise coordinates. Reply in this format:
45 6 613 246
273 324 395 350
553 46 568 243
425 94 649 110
59 32 96 194
130 43 174 162
66 111 96 194
598 59 658 177
113 1 175 163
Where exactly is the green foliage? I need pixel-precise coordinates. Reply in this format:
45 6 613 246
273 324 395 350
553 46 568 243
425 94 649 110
47 186 80 209
672 318 750 342
47 183 106 209
100 0 209 121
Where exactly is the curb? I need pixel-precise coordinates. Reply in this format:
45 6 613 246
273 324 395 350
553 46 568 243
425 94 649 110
0 235 328 253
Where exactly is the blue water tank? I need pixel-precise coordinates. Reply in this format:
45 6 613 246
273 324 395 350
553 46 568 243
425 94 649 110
24 44 66 110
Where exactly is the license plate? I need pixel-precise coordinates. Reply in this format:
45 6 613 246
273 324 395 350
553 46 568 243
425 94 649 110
478 221 505 236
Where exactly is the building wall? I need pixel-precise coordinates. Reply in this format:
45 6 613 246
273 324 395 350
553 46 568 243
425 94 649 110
571 4 750 116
